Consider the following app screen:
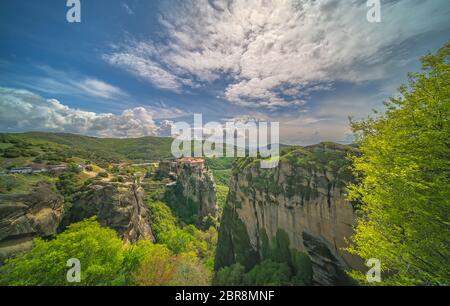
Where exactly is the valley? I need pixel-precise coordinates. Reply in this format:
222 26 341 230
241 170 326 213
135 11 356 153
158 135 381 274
0 132 362 285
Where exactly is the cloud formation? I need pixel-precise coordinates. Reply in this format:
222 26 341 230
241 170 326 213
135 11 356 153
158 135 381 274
79 78 127 99
104 0 449 108
10 66 129 102
0 87 158 138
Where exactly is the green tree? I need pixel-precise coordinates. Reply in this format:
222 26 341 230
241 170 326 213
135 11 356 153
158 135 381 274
215 263 245 286
348 43 450 285
168 252 212 286
243 260 292 286
0 218 124 286
127 241 177 286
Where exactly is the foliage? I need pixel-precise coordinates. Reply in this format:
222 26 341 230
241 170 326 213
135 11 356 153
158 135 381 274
125 241 212 286
0 218 214 286
216 228 313 286
0 218 124 286
0 132 173 168
243 260 291 286
96 171 109 178
0 175 20 193
215 184 229 211
215 263 246 286
212 169 232 186
128 242 178 286
347 43 450 285
163 182 200 225
56 172 81 202
168 252 212 286
206 157 234 186
147 199 218 271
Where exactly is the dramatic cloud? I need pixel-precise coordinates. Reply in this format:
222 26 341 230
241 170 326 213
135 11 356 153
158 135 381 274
104 0 449 108
0 87 158 138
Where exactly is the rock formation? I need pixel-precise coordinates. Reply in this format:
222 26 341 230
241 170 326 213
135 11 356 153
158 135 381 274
161 158 219 219
0 182 64 262
62 182 155 244
215 143 364 285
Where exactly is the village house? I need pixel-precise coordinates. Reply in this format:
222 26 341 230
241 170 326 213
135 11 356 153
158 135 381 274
31 164 48 173
8 167 33 174
47 165 68 173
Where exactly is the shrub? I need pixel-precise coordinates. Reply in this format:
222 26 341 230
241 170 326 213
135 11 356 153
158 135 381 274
97 171 108 178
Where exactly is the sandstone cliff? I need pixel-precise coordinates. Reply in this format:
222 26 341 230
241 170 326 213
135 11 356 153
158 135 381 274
62 182 155 244
0 182 64 262
215 143 364 285
161 159 219 220
176 162 218 219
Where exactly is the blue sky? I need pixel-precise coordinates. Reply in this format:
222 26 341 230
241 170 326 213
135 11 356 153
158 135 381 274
0 0 449 144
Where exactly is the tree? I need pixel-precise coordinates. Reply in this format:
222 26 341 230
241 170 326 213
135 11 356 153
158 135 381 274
348 43 450 285
215 263 245 286
168 252 212 286
129 242 177 286
243 260 291 286
0 218 124 286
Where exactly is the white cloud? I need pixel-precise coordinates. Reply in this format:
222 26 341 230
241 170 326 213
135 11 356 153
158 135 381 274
104 50 184 91
104 0 450 108
13 66 128 102
0 87 158 138
145 101 187 120
122 3 134 15
78 78 127 99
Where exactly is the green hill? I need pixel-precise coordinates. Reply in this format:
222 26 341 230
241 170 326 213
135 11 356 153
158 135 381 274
0 132 174 168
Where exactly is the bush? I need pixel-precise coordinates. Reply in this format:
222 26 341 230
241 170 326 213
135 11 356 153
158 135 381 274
3 147 22 158
0 175 19 193
97 171 108 178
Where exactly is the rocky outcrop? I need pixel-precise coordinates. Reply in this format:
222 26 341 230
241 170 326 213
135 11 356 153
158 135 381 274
176 163 218 219
302 230 356 285
0 182 64 262
215 143 364 285
62 182 155 244
162 158 219 219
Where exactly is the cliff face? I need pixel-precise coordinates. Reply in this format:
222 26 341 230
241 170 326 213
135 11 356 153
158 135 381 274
63 182 155 244
215 143 363 285
161 158 218 220
176 163 218 219
0 182 64 262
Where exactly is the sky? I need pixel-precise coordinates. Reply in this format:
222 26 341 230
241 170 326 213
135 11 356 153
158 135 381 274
0 0 449 144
